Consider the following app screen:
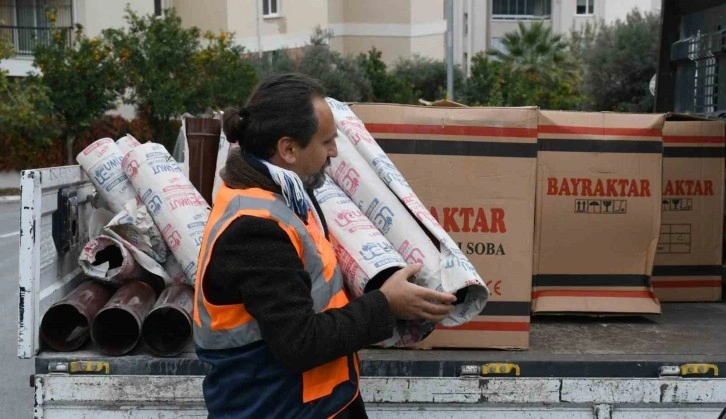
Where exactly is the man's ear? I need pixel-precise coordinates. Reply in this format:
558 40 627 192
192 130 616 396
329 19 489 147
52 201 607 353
275 136 298 165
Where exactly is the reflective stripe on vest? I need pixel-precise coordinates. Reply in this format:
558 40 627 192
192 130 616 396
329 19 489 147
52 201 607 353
193 184 347 350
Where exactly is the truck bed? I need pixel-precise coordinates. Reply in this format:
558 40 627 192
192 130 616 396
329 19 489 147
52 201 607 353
36 302 726 378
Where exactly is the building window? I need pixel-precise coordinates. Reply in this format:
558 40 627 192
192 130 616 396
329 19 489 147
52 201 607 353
154 0 174 16
493 0 551 20
262 0 279 17
576 0 594 15
4 0 74 55
463 12 468 36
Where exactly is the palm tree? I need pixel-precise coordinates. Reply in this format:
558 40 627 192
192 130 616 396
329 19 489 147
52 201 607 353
487 21 581 108
489 21 569 73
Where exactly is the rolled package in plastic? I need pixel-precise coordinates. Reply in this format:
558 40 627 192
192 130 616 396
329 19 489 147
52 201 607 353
179 119 190 178
104 197 168 264
116 134 142 155
78 235 145 286
163 253 190 285
87 207 174 286
327 125 489 327
78 137 168 263
212 133 233 203
76 138 137 214
315 176 434 347
122 142 211 285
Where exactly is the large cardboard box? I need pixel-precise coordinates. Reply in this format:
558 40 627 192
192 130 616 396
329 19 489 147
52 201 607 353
651 118 725 301
533 111 664 315
351 103 538 349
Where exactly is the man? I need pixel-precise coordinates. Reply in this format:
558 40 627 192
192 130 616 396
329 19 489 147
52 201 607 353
193 73 456 418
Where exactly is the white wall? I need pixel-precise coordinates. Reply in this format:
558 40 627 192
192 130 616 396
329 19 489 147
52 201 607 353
602 0 660 23
75 0 155 37
453 0 490 75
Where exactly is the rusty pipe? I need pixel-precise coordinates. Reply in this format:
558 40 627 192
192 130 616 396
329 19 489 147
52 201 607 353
141 284 194 356
91 280 157 356
40 280 112 352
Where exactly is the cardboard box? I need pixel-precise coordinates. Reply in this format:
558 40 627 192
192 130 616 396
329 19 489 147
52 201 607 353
651 118 725 301
351 103 538 349
533 111 664 315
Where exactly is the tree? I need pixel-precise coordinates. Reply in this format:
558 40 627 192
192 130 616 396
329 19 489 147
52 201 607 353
567 20 600 63
296 27 373 102
577 10 660 112
193 31 258 111
461 53 504 106
0 37 60 150
486 21 582 109
392 55 464 102
252 50 297 80
252 27 373 102
357 47 416 104
34 24 123 163
104 7 202 150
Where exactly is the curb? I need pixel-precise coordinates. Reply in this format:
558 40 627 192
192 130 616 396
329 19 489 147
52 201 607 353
0 196 20 203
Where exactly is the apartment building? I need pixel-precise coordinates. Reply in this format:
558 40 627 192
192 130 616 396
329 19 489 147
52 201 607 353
454 0 662 75
0 0 159 76
0 0 446 77
173 0 445 64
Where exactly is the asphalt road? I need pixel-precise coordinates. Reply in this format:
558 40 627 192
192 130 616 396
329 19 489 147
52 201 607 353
0 200 33 418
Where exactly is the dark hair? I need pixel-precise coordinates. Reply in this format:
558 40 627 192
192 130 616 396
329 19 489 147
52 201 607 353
223 73 326 159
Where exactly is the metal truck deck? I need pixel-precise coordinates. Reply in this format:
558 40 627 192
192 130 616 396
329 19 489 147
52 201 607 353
36 302 726 379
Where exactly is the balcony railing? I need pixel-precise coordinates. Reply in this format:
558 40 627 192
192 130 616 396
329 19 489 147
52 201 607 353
0 25 71 54
0 3 73 55
492 14 552 21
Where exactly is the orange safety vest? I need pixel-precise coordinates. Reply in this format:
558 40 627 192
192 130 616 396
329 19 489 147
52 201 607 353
193 184 359 417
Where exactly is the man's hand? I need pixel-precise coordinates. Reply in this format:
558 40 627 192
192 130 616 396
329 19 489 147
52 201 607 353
379 264 456 322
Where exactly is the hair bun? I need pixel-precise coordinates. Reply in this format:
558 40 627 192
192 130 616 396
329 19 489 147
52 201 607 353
238 107 251 133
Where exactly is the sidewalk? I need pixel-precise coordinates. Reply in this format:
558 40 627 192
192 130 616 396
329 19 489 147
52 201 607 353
0 172 20 204
0 195 20 204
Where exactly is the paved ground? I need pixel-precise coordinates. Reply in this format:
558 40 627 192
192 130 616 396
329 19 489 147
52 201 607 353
0 200 33 418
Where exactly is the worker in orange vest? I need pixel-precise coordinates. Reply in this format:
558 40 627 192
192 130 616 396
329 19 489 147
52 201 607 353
193 73 456 418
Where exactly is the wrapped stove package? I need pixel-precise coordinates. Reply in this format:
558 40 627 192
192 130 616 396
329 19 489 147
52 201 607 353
324 103 490 327
314 175 434 347
533 110 664 314
122 142 211 285
652 118 725 301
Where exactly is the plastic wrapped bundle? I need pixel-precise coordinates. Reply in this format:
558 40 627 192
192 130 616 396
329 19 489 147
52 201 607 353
315 176 435 347
212 133 233 203
77 138 138 214
122 142 211 285
116 134 142 155
78 235 145 286
326 99 490 327
78 138 168 263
